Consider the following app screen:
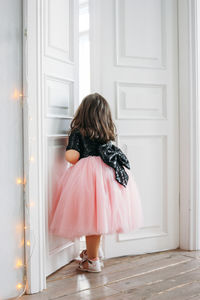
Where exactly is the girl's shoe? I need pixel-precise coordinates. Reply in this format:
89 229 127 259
77 257 102 273
80 249 104 267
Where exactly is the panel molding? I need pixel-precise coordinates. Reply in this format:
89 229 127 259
118 230 168 242
44 74 74 119
115 0 166 69
49 241 74 256
115 81 167 120
44 0 74 64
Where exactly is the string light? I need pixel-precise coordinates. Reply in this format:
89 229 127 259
12 89 23 100
16 178 26 185
13 91 37 298
16 178 23 185
15 259 23 268
16 283 23 290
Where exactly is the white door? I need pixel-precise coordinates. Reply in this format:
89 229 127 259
90 0 179 258
41 0 80 275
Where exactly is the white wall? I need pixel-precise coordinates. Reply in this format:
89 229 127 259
0 0 24 299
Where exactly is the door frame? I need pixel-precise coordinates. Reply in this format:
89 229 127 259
23 0 200 294
178 0 200 251
23 0 46 294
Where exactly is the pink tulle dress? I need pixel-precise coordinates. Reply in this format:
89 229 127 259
48 129 144 241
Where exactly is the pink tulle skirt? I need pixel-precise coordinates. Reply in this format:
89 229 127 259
48 156 144 241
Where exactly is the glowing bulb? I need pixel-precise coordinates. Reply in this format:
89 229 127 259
24 226 27 229
29 201 35 207
16 283 23 290
12 89 23 100
13 89 20 99
29 116 33 121
27 240 31 246
15 259 23 268
16 178 23 184
30 156 34 162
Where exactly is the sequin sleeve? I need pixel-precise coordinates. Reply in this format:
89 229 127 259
66 129 81 153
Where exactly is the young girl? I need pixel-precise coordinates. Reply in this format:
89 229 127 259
48 92 144 273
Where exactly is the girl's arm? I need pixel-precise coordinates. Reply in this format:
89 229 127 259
65 149 80 164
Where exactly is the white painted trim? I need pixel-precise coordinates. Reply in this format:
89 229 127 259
178 0 200 250
23 0 46 293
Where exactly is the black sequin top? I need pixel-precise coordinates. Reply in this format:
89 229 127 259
66 129 130 187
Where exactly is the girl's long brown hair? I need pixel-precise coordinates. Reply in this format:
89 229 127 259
68 93 117 143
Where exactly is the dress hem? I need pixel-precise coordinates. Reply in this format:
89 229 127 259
49 223 144 241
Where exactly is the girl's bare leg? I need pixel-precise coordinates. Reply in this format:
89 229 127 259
86 234 101 259
81 234 101 268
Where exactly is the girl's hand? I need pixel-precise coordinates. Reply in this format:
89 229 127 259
65 149 80 164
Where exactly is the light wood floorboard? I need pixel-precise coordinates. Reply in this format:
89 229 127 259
21 249 200 300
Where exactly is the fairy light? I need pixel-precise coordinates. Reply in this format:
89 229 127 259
16 283 23 290
16 178 26 185
15 259 23 268
13 91 38 298
12 89 23 100
16 178 23 185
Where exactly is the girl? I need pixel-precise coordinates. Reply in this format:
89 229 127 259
49 93 144 273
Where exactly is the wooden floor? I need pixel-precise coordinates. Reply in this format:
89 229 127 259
22 248 200 300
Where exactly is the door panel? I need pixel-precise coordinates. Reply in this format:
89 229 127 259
116 0 166 68
90 0 179 258
43 0 80 276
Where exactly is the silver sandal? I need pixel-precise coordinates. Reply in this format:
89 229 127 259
80 248 104 267
77 257 102 273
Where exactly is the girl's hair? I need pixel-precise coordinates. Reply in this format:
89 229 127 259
68 92 117 142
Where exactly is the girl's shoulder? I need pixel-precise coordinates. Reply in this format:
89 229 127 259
66 128 82 152
68 128 82 139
